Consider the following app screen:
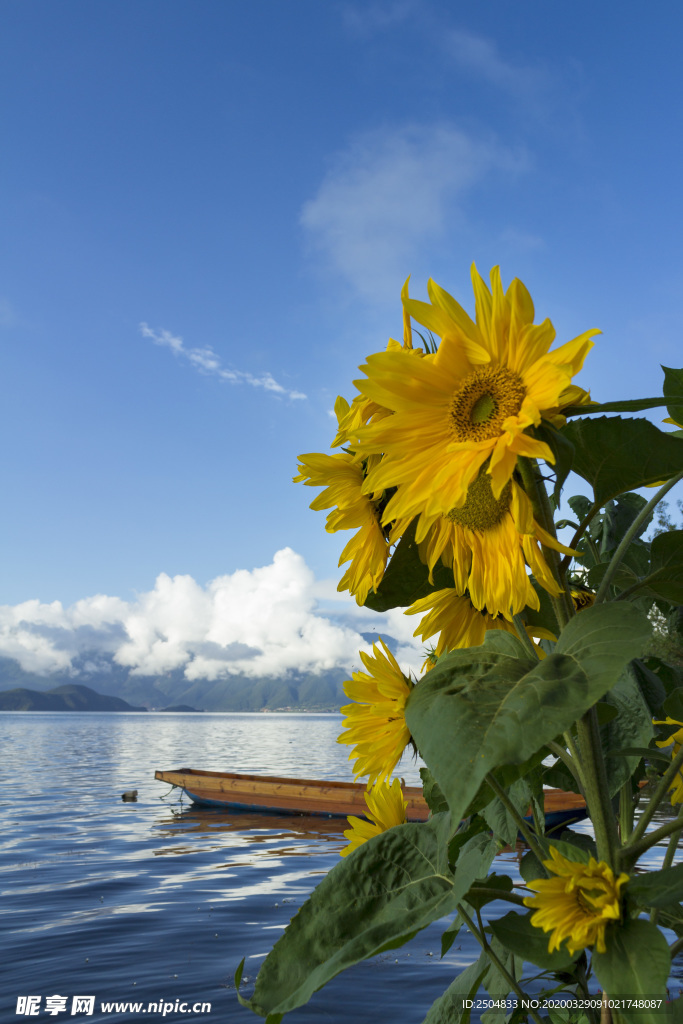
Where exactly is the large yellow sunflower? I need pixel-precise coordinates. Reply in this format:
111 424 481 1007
406 587 517 659
353 265 599 520
414 472 574 618
524 847 628 955
340 777 407 857
338 638 414 784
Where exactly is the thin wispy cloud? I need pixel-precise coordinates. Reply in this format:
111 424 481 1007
300 123 527 300
140 323 306 400
341 0 416 35
0 550 424 680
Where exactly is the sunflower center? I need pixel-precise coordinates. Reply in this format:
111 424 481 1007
447 472 511 532
449 366 526 443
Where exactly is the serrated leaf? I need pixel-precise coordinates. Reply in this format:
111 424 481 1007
641 529 683 604
464 872 514 911
420 766 449 814
420 954 489 1024
629 862 683 908
364 518 454 611
599 664 655 795
406 644 602 833
554 602 650 694
592 919 670 1024
663 366 683 426
562 417 683 506
242 817 496 1018
488 911 577 970
535 421 575 506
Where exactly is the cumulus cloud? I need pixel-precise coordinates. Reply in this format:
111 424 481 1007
0 550 426 681
300 123 526 299
141 323 306 400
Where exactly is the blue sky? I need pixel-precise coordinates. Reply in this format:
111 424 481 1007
0 1 681 680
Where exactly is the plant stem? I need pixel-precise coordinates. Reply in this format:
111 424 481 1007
623 813 683 865
465 887 529 908
650 806 683 924
517 456 574 627
575 708 620 865
670 937 683 960
560 500 602 574
456 902 546 1024
594 470 683 604
547 740 585 793
512 614 541 660
618 780 636 843
622 741 683 862
485 772 548 865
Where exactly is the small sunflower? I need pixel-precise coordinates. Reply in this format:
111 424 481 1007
353 264 598 520
654 717 683 804
293 448 409 606
406 587 517 659
340 777 407 857
338 638 414 784
570 586 596 611
413 472 575 618
524 847 629 955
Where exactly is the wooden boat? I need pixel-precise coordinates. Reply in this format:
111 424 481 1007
154 767 589 829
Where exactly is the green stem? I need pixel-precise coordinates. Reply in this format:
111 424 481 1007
575 708 620 865
594 470 683 604
560 500 602 574
512 614 541 660
670 937 683 960
465 886 529 908
517 456 574 627
650 806 683 924
456 902 546 1024
622 813 683 866
546 740 586 794
618 780 636 843
485 772 548 865
622 741 683 860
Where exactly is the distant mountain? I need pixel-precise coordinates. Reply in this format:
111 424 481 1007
0 635 401 712
0 683 146 712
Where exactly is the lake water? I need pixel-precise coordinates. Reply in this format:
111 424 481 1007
1 712 681 1023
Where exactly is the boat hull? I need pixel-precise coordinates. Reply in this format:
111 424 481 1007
155 767 588 826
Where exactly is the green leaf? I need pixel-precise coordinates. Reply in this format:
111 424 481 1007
642 529 683 604
420 954 489 1024
564 397 674 415
562 417 683 506
605 746 671 766
594 492 654 555
630 659 668 714
586 561 640 592
554 602 651 695
628 862 683 908
663 366 683 426
592 919 670 1024
535 421 574 506
488 911 577 970
420 766 449 815
482 778 532 845
464 872 514 912
440 913 463 957
364 518 453 611
242 817 496 1019
599 664 655 795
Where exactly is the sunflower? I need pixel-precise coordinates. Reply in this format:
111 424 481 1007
353 264 599 521
654 717 683 804
406 587 517 659
524 847 629 955
338 638 414 784
570 586 596 611
413 472 574 618
340 777 407 857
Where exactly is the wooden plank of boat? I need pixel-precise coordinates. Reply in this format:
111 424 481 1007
155 767 588 826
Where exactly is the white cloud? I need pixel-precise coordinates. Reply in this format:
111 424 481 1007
300 123 526 299
0 550 426 681
140 324 306 400
341 0 416 35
